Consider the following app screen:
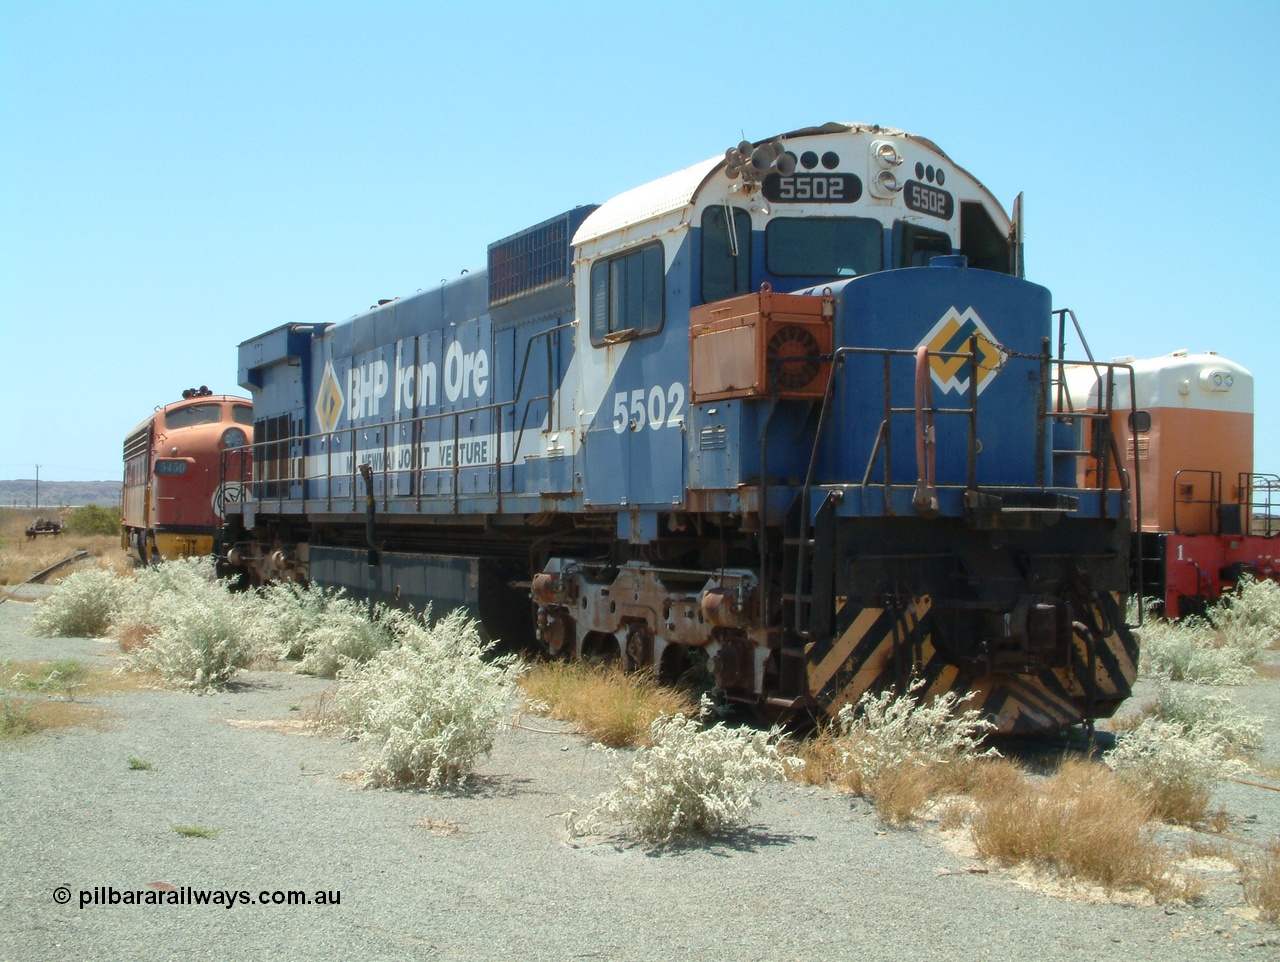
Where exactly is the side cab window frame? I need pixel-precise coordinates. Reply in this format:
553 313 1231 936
700 205 752 304
893 221 952 268
589 241 665 346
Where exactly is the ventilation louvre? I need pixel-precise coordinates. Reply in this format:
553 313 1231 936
486 206 599 308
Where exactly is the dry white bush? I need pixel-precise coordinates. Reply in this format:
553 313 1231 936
1207 575 1280 655
334 609 519 789
248 581 347 661
295 597 399 678
27 566 127 638
1137 617 1254 685
1138 576 1280 683
574 702 799 844
835 679 997 783
1105 717 1249 822
119 558 256 689
1153 686 1263 753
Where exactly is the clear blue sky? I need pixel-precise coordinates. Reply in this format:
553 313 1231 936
2 0 1277 482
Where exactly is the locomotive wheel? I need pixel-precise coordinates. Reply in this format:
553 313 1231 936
622 622 654 672
541 610 575 659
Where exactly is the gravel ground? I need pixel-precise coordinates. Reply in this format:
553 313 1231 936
2 597 1279 962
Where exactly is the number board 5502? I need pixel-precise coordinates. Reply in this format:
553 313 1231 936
762 173 862 204
903 181 954 220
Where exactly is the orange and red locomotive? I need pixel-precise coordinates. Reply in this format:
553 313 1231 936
1065 351 1278 616
120 387 253 563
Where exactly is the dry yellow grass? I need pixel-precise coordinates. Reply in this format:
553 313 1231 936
1181 835 1234 861
0 658 159 696
869 763 960 825
0 509 129 586
114 622 157 654
0 656 160 740
790 724 1211 903
1 688 111 740
784 724 853 788
784 722 982 823
968 757 1198 900
519 660 696 747
17 699 110 734
1243 836 1280 922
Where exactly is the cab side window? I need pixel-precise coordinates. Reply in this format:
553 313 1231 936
959 202 1012 273
701 206 751 303
895 222 952 267
590 243 664 345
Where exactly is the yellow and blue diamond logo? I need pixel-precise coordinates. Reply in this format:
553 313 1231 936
315 361 344 434
917 307 1007 396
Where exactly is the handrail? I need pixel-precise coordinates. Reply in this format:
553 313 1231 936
1045 360 1140 529
1051 308 1102 419
761 338 1133 640
1173 468 1223 535
230 383 554 515
760 343 1135 523
792 352 845 636
1242 472 1280 537
227 340 1137 537
912 345 938 515
225 321 570 517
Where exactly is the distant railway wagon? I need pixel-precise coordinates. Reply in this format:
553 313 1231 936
121 388 253 563
1064 351 1278 616
223 122 1141 734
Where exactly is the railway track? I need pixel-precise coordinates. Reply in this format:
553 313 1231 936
0 550 91 605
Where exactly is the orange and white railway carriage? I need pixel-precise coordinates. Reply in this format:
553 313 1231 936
1066 351 1278 615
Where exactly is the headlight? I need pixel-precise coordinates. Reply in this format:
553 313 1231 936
874 142 901 168
876 170 901 192
222 428 247 448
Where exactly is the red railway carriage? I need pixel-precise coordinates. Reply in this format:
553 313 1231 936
121 387 253 563
1065 351 1278 616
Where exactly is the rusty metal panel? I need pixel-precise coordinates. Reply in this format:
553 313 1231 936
689 288 833 402
691 325 757 398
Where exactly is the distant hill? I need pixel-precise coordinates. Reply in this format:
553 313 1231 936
0 480 120 508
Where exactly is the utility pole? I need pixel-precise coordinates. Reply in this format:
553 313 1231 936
35 464 40 511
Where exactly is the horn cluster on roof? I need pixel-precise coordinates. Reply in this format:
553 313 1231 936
723 139 796 192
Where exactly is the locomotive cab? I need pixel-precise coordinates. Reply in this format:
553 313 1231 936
121 388 253 564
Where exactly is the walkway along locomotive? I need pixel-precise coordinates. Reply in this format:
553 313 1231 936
122 388 253 563
222 122 1139 734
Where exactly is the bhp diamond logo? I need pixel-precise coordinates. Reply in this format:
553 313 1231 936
315 362 344 433
918 307 1007 396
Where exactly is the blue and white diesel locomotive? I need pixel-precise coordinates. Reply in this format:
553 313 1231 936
225 122 1137 733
